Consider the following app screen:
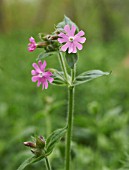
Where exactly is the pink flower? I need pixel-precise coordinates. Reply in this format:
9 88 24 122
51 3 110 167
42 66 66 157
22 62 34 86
28 37 37 52
31 60 54 90
58 24 86 53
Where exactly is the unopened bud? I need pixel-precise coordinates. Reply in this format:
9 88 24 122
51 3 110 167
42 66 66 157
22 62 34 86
36 136 46 149
31 148 43 157
55 30 60 34
37 42 48 48
46 44 55 51
43 35 51 41
23 141 36 148
50 35 58 40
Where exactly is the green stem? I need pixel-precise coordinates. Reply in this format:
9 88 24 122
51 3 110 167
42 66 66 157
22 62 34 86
58 52 68 81
65 67 75 170
45 157 51 170
71 65 76 82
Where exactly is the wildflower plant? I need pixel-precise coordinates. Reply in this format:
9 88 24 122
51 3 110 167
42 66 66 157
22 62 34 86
18 16 110 170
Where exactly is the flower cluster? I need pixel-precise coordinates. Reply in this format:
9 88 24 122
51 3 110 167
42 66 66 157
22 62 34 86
28 21 86 90
31 60 54 90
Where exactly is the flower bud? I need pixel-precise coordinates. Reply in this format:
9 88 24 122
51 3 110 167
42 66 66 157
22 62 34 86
31 148 43 157
36 136 46 149
50 35 58 40
23 141 36 148
37 42 48 48
46 44 55 51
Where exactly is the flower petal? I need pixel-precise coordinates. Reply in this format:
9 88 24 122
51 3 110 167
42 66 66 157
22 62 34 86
32 76 39 82
75 37 86 43
38 60 43 68
64 25 71 36
29 37 35 43
68 43 74 53
44 81 48 89
32 63 41 73
74 42 83 50
40 60 46 71
61 42 70 52
58 38 68 43
76 30 85 37
48 77 54 83
31 70 37 75
58 32 68 38
72 45 77 53
70 25 76 36
37 81 41 87
45 71 53 77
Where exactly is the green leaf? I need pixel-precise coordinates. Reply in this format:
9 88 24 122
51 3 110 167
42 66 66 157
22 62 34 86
17 155 45 170
56 15 79 32
36 52 55 60
65 52 78 69
46 126 67 156
74 70 110 86
52 70 67 86
52 79 66 86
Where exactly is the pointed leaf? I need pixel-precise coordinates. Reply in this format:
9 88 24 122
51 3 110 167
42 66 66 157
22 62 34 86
65 52 78 69
46 126 67 156
52 70 67 86
36 52 55 60
56 15 79 32
74 70 110 86
64 15 79 32
52 79 66 86
17 155 45 170
52 69 72 86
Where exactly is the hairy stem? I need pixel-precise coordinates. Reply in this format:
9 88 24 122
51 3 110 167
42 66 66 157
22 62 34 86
45 157 51 170
65 66 75 170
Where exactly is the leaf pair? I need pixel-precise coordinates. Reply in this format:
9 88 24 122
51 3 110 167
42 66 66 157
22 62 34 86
52 69 110 87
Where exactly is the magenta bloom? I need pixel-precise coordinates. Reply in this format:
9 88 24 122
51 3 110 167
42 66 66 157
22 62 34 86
28 37 37 52
31 60 54 90
58 24 86 53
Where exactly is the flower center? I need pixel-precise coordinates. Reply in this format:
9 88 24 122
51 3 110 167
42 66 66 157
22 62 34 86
69 36 74 42
39 72 44 78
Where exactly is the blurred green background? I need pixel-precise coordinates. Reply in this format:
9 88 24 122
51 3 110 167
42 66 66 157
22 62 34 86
0 0 129 170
